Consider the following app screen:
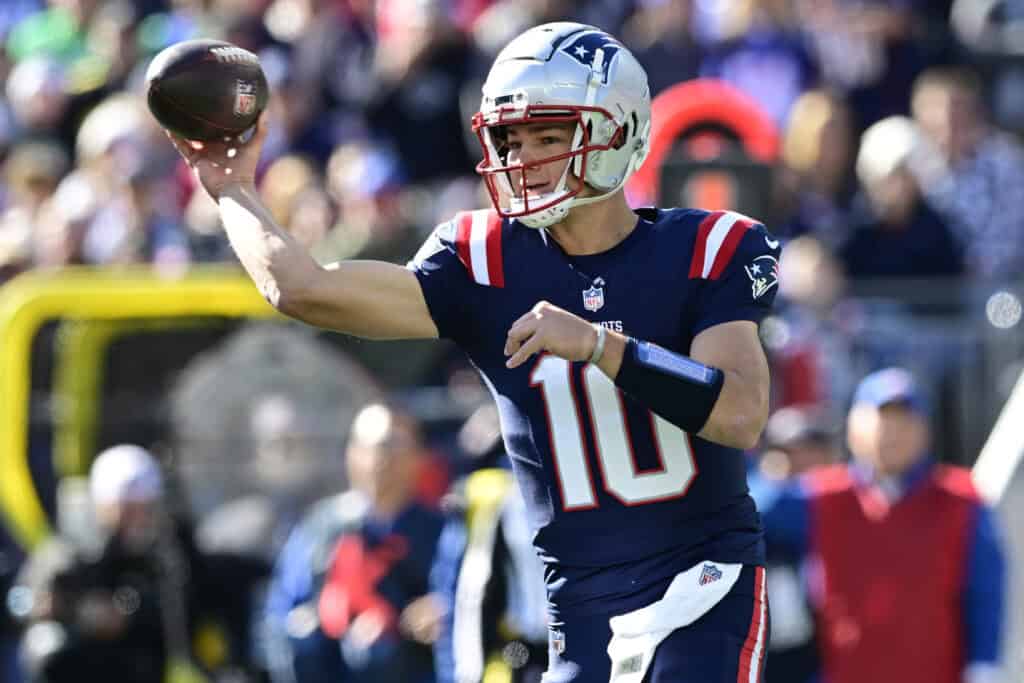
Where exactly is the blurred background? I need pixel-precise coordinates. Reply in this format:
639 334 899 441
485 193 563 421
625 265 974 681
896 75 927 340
1 0 1023 682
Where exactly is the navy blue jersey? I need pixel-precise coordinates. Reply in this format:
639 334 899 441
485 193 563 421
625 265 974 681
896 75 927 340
410 207 780 615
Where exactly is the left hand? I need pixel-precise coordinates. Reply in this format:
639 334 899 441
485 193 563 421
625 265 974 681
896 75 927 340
505 301 598 368
399 594 444 644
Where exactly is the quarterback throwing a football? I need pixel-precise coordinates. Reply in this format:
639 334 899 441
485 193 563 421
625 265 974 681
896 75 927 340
169 23 777 683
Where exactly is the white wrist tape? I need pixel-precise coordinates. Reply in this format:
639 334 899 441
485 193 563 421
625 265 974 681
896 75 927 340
589 324 607 364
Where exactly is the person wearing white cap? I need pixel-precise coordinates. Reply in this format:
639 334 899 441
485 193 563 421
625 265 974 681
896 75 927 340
11 444 171 683
88 444 165 555
11 444 269 683
839 115 965 279
89 444 164 504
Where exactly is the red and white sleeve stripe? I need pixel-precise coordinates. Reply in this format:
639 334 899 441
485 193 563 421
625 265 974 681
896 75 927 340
737 565 768 683
688 211 757 280
454 209 504 287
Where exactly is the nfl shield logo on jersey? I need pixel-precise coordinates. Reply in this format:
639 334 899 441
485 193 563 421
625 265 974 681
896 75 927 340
699 563 723 585
582 279 605 312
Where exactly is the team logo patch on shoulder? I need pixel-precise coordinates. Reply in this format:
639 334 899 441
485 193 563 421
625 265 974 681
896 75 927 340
745 255 779 300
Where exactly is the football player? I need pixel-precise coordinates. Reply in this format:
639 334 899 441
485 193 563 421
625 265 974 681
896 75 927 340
169 22 777 682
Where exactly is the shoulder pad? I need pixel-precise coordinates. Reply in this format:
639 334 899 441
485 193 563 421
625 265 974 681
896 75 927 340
688 210 764 280
452 209 505 288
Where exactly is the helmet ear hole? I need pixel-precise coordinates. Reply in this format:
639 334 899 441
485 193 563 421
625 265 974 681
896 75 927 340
613 123 628 150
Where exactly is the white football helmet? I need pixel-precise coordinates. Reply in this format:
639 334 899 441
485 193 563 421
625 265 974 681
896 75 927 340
472 23 652 229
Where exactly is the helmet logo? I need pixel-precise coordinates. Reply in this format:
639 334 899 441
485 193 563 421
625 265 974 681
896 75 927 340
560 32 622 83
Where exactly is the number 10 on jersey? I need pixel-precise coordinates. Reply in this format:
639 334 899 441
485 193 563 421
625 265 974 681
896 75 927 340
530 356 697 510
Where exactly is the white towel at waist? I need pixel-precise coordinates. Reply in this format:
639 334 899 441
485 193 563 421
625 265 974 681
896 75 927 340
606 561 741 683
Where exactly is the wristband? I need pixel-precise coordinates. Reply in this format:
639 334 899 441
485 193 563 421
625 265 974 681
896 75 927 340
614 338 724 433
589 324 607 364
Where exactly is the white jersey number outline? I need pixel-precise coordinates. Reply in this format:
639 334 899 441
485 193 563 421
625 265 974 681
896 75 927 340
530 356 696 510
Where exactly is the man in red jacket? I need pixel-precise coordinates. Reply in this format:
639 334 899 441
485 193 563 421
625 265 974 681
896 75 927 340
760 367 1006 683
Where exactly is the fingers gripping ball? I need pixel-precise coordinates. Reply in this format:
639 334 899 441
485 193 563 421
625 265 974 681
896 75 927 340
145 39 268 141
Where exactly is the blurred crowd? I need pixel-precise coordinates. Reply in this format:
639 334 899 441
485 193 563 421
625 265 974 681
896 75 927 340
1 0 1023 682
2 0 1024 427
1 0 1024 287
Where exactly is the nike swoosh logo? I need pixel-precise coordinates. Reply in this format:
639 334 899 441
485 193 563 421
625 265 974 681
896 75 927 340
764 236 780 249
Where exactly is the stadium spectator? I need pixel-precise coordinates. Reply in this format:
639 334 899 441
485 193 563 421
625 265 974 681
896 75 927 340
0 139 68 281
10 444 268 683
262 402 443 683
621 0 700 97
195 391 342 564
910 66 1024 282
432 467 549 683
364 0 482 183
772 89 857 249
316 139 419 264
768 235 861 410
839 115 964 279
794 0 939 129
948 0 1024 131
757 404 841 482
4 55 79 154
697 0 820 126
430 404 548 683
1 538 25 683
760 367 1007 683
261 154 332 251
26 92 187 269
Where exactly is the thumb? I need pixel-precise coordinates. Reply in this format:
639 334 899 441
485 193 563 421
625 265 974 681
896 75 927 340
239 112 269 146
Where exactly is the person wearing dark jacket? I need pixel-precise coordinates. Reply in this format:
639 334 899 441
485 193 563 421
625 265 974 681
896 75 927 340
12 444 268 683
840 116 964 279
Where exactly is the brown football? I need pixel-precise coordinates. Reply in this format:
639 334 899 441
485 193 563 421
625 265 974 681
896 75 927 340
145 39 268 141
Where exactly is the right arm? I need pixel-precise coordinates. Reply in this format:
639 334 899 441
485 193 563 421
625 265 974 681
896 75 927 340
218 183 438 339
169 121 439 340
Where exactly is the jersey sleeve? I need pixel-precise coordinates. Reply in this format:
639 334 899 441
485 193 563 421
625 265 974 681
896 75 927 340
406 218 479 343
690 212 782 335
